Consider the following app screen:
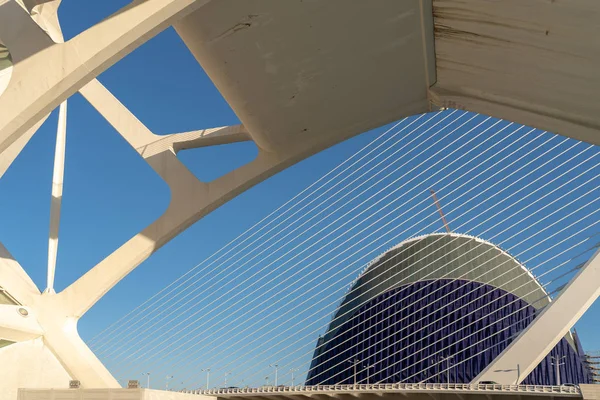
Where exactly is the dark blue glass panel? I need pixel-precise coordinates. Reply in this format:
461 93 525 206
306 279 592 385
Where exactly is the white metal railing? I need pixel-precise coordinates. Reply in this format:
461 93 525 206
183 383 581 396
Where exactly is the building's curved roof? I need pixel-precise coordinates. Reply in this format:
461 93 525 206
326 232 551 337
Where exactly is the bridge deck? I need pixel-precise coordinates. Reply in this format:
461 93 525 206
203 383 582 398
18 385 584 400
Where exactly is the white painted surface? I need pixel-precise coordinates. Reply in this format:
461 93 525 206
1 339 71 400
430 0 600 145
175 0 433 152
580 385 600 400
46 100 67 294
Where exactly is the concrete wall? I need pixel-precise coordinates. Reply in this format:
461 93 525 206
1 339 71 400
18 389 216 400
580 385 600 400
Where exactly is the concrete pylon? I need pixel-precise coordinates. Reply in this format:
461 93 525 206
45 100 66 295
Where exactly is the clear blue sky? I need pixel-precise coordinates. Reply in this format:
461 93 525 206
0 1 598 389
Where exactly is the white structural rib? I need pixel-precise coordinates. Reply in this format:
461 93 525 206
46 100 66 294
474 248 600 384
67 79 268 319
0 0 212 156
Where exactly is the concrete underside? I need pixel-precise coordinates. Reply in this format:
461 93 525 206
429 0 600 146
174 0 436 152
174 0 600 147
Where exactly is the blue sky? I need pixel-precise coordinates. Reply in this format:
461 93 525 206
0 1 599 390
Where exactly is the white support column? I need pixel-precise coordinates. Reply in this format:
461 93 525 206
473 248 600 384
45 100 66 294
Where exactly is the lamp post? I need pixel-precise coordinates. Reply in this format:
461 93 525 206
441 356 453 384
224 372 232 387
551 356 566 385
270 364 279 386
431 357 440 383
165 375 173 391
142 372 150 389
348 358 361 387
290 368 299 386
364 364 374 384
201 368 211 390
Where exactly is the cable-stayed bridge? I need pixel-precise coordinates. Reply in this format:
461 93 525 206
17 384 591 400
0 1 599 400
84 112 599 391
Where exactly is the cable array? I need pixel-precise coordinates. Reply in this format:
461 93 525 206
88 110 599 390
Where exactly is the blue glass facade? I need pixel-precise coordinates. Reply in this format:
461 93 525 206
306 279 592 385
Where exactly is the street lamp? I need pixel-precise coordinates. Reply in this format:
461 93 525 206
551 356 566 385
269 364 279 386
431 357 440 383
290 368 299 386
224 372 232 387
348 358 361 386
201 368 211 390
364 364 374 384
142 372 150 389
441 356 453 384
165 375 174 391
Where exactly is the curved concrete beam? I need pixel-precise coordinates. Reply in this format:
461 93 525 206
65 78 359 319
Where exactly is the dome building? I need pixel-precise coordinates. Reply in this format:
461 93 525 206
306 233 592 386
